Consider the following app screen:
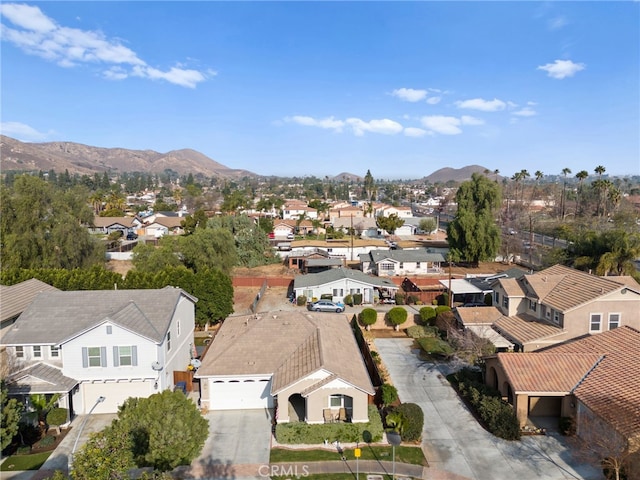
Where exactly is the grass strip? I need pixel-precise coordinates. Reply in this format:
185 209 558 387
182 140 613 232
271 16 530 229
0 451 53 471
270 444 427 466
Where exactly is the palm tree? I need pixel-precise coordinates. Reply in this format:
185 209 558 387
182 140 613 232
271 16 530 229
596 232 640 277
493 169 500 183
560 167 572 219
575 170 589 217
518 169 530 205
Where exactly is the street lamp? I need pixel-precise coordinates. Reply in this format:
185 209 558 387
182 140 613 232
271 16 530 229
387 431 402 480
69 396 106 472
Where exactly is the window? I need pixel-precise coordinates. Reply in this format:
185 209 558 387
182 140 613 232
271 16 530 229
416 262 421 269
503 297 508 308
50 346 60 357
328 394 353 409
106 325 112 334
529 300 537 312
177 320 181 337
166 332 171 351
553 310 561 325
380 263 394 271
399 262 404 269
330 395 342 407
113 346 137 367
333 288 343 297
590 314 602 332
608 313 620 330
16 346 24 358
83 347 105 367
494 292 500 304
33 346 42 358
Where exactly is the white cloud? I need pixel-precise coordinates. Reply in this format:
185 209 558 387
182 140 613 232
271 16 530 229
537 59 585 79
461 115 484 126
391 88 427 102
404 127 429 137
426 96 441 105
548 16 568 30
420 116 462 135
346 118 403 136
285 116 345 132
512 107 537 117
456 98 506 112
0 3 209 88
0 121 53 141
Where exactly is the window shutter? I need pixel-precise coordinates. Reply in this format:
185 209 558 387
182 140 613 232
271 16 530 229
100 347 107 367
82 347 88 368
113 346 120 367
132 346 138 366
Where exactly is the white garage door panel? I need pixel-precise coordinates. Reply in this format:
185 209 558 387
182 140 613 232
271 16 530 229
82 381 153 414
210 379 273 410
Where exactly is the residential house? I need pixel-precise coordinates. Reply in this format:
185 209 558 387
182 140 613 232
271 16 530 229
332 217 379 238
375 205 413 219
293 268 398 304
453 306 514 351
491 264 640 351
282 202 318 221
2 287 197 415
0 279 58 341
195 311 375 423
90 216 142 235
485 326 640 478
328 206 364 223
143 216 185 237
273 219 315 237
285 248 332 271
439 268 526 306
360 249 445 277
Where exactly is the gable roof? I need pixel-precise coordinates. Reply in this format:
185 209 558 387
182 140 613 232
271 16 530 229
196 311 375 396
455 306 503 325
497 278 526 297
496 352 602 394
6 362 79 395
92 216 139 228
293 268 398 290
364 249 446 264
493 313 564 345
1 287 196 346
542 326 640 439
521 264 629 312
0 279 59 323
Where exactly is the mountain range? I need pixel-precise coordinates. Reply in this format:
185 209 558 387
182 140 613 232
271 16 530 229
0 135 491 183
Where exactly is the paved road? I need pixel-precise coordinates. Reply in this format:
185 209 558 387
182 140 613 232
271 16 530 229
374 338 603 480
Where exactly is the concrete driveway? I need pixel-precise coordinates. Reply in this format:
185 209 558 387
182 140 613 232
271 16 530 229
374 338 602 480
184 408 273 480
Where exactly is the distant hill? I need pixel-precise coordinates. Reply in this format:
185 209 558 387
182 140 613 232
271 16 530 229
424 165 496 183
0 135 256 179
331 172 362 182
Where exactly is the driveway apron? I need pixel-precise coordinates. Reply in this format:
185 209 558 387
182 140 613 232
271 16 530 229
374 338 602 480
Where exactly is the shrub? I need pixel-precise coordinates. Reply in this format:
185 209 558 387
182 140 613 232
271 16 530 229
353 293 363 305
395 293 405 305
386 307 408 329
406 294 419 305
392 403 424 442
416 337 454 358
320 293 333 300
296 295 307 306
435 310 457 337
359 308 378 328
378 383 399 406
418 306 436 325
435 305 451 315
37 435 56 447
484 293 493 306
406 325 438 339
46 407 68 428
559 416 576 436
275 405 383 444
343 294 354 306
436 292 449 306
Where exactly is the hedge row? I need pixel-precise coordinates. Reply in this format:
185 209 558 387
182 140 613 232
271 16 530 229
387 403 424 442
406 325 439 339
451 368 520 440
416 337 454 358
275 405 383 444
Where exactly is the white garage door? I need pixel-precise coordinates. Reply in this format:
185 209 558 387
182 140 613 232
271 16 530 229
210 378 273 410
82 381 154 414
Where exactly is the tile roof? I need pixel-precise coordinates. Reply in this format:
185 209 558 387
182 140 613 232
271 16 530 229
498 278 526 297
196 310 374 396
0 279 59 323
293 268 398 290
455 306 503 325
493 313 564 345
6 362 79 394
607 275 640 292
496 352 602 394
542 326 640 439
1 287 196 345
526 264 626 312
92 216 138 228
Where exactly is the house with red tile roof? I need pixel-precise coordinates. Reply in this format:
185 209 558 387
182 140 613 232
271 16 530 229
485 326 640 478
491 264 640 351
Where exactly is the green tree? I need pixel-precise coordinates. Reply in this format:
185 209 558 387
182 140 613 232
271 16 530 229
0 176 104 270
575 170 589 217
376 213 405 235
595 231 640 277
131 240 182 274
447 173 502 267
1 380 23 450
181 209 208 235
418 218 437 234
363 169 376 204
71 423 135 480
386 306 408 331
116 390 208 471
178 226 237 274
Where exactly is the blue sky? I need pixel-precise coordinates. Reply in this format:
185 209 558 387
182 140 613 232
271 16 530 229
1 2 638 179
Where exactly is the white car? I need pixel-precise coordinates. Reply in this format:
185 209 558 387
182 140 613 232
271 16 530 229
286 233 295 240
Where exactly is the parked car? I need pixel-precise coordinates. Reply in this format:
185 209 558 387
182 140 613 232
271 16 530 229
286 233 295 240
508 228 517 235
307 300 345 313
126 231 138 240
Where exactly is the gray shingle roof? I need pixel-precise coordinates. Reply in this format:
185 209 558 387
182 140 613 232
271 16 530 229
293 268 398 290
6 362 79 395
365 249 446 264
0 279 59 323
1 287 196 345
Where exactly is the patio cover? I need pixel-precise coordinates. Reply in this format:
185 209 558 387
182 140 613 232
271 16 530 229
467 325 514 350
439 279 483 294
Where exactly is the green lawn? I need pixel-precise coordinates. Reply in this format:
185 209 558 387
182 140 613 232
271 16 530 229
0 451 53 471
270 444 427 466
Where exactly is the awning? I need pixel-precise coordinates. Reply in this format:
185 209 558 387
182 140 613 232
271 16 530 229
467 325 514 350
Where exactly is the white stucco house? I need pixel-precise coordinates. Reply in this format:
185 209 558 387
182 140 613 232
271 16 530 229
293 268 398 304
1 287 197 416
360 249 445 276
